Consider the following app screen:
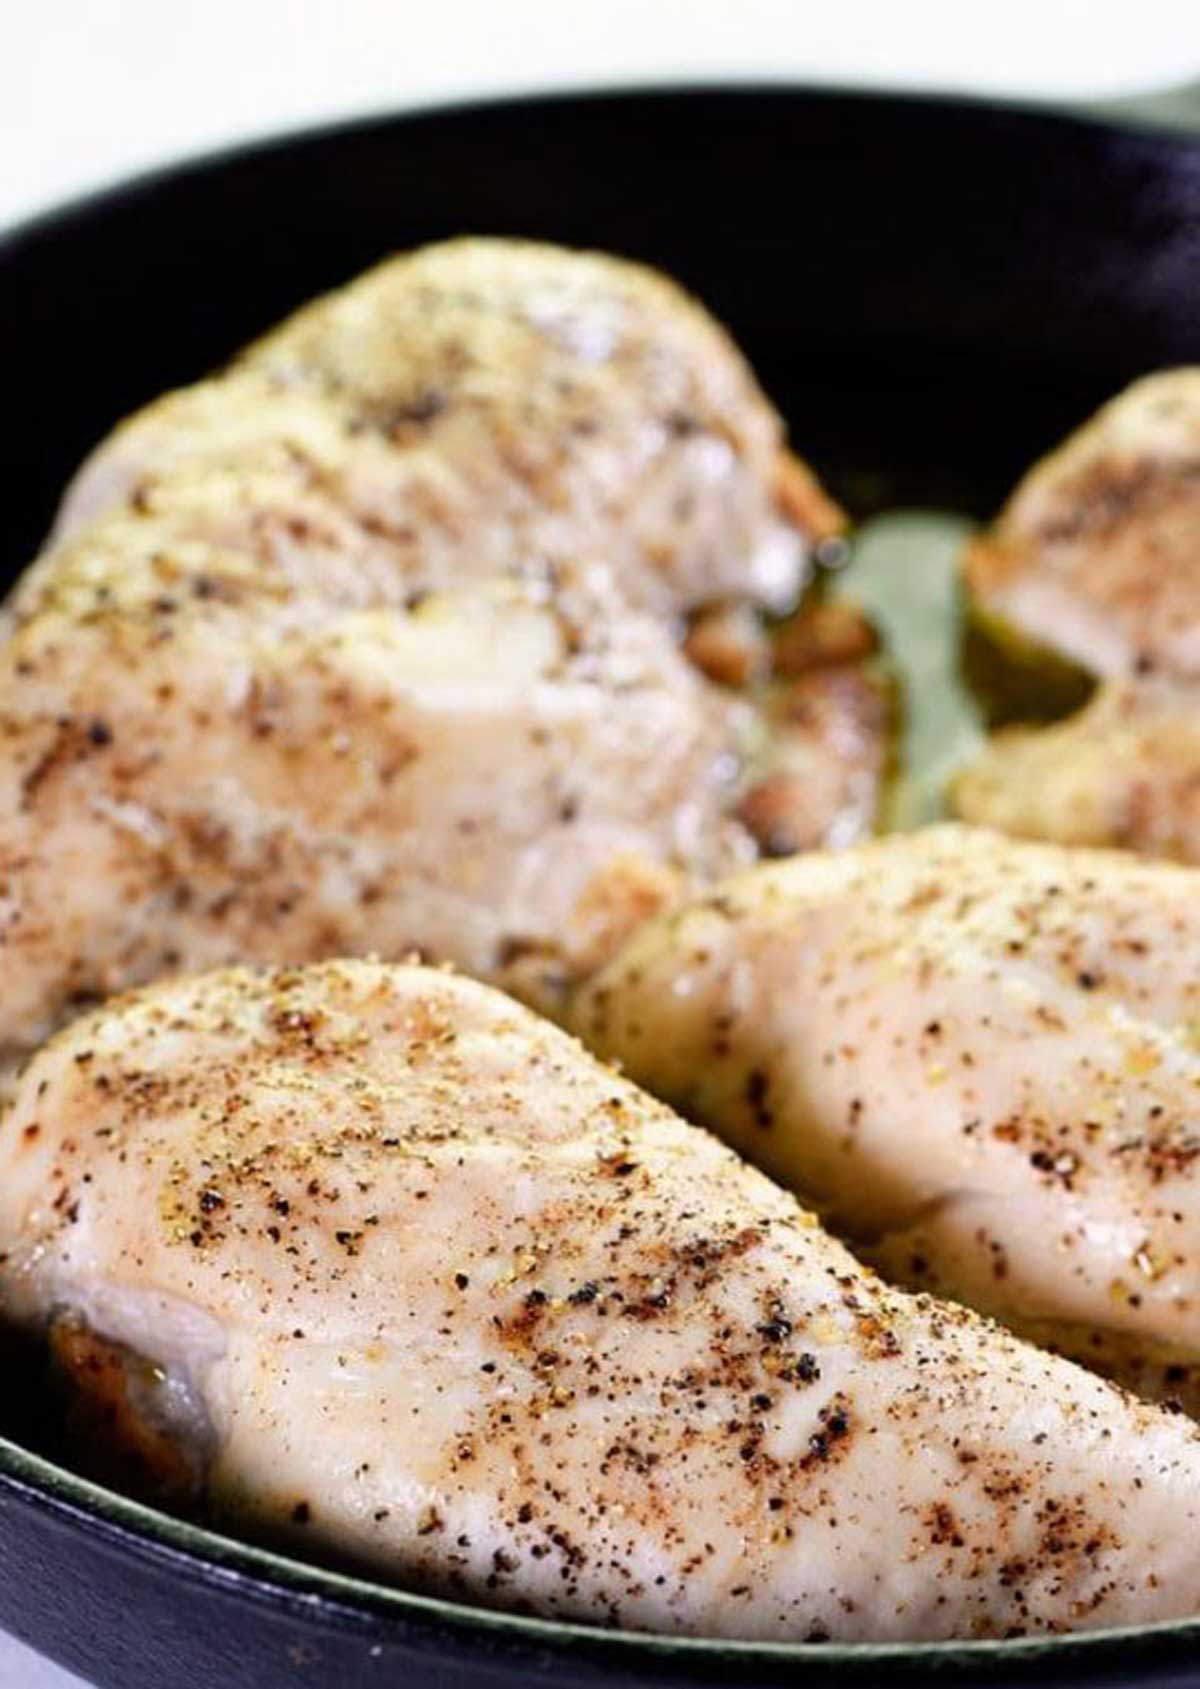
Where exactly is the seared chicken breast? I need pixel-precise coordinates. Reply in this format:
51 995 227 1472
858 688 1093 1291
958 371 1200 857
955 678 1200 861
576 825 1200 1409
4 959 1200 1640
53 238 842 619
685 597 891 855
0 499 754 1058
0 239 881 1058
963 369 1200 681
735 662 890 856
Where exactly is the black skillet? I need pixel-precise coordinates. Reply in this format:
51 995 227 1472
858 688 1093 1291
2 82 1200 1689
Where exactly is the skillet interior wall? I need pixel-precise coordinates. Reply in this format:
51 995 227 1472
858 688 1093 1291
2 86 1200 586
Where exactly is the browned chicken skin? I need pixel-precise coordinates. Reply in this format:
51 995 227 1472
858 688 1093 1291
575 825 1200 1412
52 238 842 618
959 370 1200 860
955 678 1200 860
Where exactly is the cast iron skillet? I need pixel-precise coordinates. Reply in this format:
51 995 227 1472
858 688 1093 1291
2 82 1200 1689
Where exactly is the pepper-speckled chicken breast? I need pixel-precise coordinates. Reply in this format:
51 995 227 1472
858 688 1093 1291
4 958 1200 1640
0 498 754 1059
52 238 842 618
963 369 1200 681
575 824 1200 1410
957 371 1200 858
0 239 879 1059
955 678 1200 861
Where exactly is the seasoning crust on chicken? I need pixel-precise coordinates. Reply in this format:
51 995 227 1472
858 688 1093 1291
955 679 1200 862
0 238 878 1059
963 369 1200 681
4 960 1200 1640
53 238 843 619
958 370 1200 860
575 825 1200 1410
0 505 753 1058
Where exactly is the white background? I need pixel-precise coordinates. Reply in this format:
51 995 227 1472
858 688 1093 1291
2 0 1199 231
2 1 1198 1683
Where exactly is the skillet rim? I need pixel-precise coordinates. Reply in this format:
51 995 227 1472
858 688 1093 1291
10 1424 1200 1672
3 76 1200 1674
1 74 1198 268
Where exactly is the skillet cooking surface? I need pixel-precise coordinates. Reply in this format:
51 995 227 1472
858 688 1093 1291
1 82 1200 1689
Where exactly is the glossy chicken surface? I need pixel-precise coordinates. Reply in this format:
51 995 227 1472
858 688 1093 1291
575 825 1200 1410
0 238 875 1059
5 960 1200 1639
53 238 842 618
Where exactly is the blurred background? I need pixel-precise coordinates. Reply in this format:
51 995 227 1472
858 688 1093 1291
2 0 1198 230
0 2 1197 1683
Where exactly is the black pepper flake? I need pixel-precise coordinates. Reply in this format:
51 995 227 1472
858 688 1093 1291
392 390 447 427
745 1068 773 1130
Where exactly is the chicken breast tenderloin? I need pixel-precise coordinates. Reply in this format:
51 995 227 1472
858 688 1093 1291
52 238 842 618
575 825 1200 1410
4 959 1200 1641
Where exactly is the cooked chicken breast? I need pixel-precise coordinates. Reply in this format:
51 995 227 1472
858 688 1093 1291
0 498 756 1059
0 238 880 1058
575 825 1200 1410
963 369 1200 681
52 238 842 619
5 959 1200 1640
957 370 1200 858
734 663 890 856
955 678 1200 861
683 597 891 854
